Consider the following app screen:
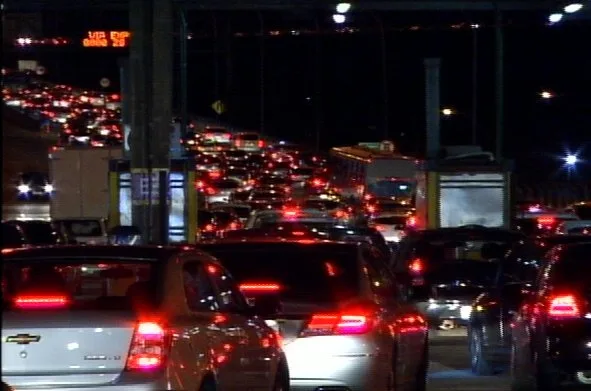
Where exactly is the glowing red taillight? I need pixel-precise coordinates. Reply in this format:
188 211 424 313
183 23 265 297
258 140 265 148
125 322 170 371
205 187 217 195
204 223 215 232
228 221 240 230
409 258 424 274
548 294 580 318
407 216 417 227
13 295 69 310
239 282 282 293
537 217 555 226
301 310 373 336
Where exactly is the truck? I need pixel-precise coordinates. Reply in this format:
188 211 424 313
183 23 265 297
49 146 122 243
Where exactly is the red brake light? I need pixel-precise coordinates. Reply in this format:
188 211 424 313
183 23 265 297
367 205 376 214
283 208 299 217
409 258 424 274
407 216 417 227
258 140 265 148
302 310 373 336
228 221 240 230
292 231 306 236
209 171 221 179
125 321 169 371
312 179 323 187
239 282 282 293
195 180 205 189
13 295 69 310
204 223 215 232
537 217 555 226
548 294 580 318
205 187 217 195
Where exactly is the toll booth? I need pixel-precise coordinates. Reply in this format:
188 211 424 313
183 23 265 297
108 159 198 243
414 157 513 230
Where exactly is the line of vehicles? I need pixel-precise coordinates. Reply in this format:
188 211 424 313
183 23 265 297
3 76 591 391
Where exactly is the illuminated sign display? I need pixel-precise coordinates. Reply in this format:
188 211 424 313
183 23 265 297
82 31 130 48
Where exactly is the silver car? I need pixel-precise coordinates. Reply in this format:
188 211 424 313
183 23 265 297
201 239 429 391
2 245 288 391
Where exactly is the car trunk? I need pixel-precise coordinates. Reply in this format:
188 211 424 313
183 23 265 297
2 310 136 387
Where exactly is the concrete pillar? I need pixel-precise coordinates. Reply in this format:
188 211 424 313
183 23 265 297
129 0 172 244
424 58 441 159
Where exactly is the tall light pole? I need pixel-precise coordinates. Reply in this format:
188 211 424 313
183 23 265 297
257 11 265 134
471 23 479 145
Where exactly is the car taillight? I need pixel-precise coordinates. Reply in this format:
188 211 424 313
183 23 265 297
548 294 580 318
13 295 69 310
301 310 374 337
125 321 170 371
283 208 299 217
228 221 240 230
209 171 221 179
374 225 387 232
204 223 215 232
409 258 424 274
239 282 282 293
312 179 323 187
407 216 417 227
195 180 205 189
258 140 265 148
205 187 217 195
367 205 376 214
537 217 555 227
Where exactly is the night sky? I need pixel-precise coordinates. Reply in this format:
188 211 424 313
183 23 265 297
5 9 591 179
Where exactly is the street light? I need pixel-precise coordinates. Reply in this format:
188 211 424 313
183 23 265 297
564 154 578 166
540 90 554 99
548 13 563 23
441 108 455 116
564 3 583 13
336 3 351 13
332 14 346 24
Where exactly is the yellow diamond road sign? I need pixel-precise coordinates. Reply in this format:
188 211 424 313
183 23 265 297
211 100 225 115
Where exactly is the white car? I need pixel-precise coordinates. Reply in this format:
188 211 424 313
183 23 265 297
2 245 288 391
369 213 410 243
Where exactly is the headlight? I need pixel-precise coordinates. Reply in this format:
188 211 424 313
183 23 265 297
44 184 54 193
17 184 30 193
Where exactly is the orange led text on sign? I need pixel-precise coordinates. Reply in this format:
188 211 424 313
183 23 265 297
83 31 130 48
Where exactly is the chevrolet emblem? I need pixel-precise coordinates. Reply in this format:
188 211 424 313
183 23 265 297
6 334 41 345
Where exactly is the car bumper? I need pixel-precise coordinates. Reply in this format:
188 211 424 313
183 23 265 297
416 300 472 326
3 377 167 391
283 337 388 391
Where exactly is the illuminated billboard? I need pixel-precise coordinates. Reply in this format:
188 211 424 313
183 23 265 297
82 31 130 48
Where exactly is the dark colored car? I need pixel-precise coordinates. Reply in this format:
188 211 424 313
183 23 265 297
469 234 591 375
511 242 591 390
393 227 525 329
15 172 52 201
1 223 27 249
3 220 71 246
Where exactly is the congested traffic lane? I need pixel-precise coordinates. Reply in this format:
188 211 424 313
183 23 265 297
428 334 510 391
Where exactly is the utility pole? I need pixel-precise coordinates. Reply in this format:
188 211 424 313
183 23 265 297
495 7 504 160
129 0 172 244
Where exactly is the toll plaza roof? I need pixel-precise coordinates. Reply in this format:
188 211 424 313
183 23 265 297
4 0 562 11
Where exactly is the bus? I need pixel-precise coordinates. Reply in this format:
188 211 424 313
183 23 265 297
329 141 418 202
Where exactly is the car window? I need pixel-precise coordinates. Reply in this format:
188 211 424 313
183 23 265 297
363 247 398 302
206 263 248 312
182 262 219 312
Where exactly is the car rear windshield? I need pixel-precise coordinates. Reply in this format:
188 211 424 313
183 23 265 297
202 245 360 303
58 220 102 237
550 246 591 285
238 134 259 141
372 216 408 225
18 222 60 245
212 179 240 189
2 259 161 311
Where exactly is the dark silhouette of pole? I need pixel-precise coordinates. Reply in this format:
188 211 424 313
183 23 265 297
372 13 389 140
179 9 188 137
314 16 323 152
471 24 478 145
495 8 504 160
257 11 265 134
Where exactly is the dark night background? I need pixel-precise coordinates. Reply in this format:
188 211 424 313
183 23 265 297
4 9 591 180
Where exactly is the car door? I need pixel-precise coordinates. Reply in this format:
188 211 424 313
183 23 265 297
181 260 247 391
206 262 273 391
363 246 423 386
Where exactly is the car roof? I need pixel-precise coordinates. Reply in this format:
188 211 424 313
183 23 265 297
199 239 360 251
1 245 204 262
408 227 525 241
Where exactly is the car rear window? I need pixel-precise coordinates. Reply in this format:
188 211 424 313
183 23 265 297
17 222 60 245
202 245 360 303
58 220 102 237
2 259 161 311
372 216 407 225
237 134 259 141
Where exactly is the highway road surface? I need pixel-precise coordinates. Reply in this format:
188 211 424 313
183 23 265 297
428 333 510 391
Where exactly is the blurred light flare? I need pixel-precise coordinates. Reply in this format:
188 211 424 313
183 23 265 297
564 154 578 166
540 90 554 99
336 3 351 13
564 3 583 13
332 14 346 24
548 13 564 23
